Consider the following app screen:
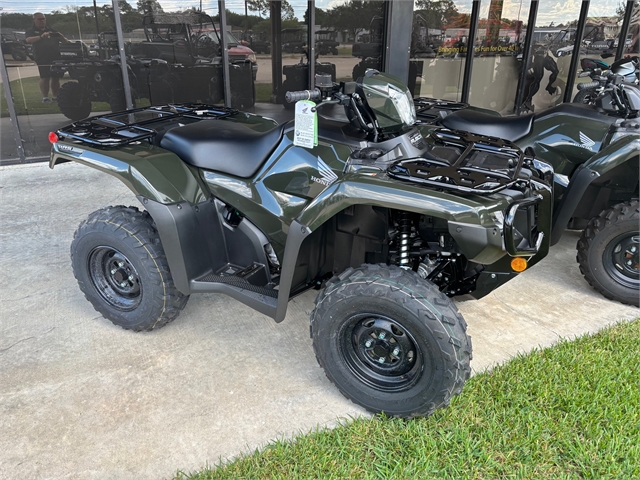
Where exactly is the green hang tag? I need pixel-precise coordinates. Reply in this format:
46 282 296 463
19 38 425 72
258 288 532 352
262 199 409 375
293 100 318 149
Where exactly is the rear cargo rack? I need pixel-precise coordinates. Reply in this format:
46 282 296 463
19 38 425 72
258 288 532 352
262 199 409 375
413 97 469 123
387 128 527 194
55 104 238 147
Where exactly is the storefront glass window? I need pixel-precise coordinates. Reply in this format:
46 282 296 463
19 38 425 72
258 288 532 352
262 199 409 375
410 0 473 101
1 2 124 161
519 1 583 113
468 0 530 114
313 0 386 96
571 2 631 101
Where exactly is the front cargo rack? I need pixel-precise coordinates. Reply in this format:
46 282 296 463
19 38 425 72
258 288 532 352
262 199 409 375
55 104 238 147
413 97 469 123
387 128 527 194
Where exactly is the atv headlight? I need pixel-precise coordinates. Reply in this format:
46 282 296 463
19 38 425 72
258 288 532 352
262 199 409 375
388 84 417 126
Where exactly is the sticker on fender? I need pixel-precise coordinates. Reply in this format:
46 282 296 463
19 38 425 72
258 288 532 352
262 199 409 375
293 100 318 149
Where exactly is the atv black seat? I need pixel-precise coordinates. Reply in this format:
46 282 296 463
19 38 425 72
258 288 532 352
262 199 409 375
440 109 534 142
160 120 290 178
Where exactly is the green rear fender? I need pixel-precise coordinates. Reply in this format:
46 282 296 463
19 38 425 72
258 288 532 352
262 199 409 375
50 143 210 205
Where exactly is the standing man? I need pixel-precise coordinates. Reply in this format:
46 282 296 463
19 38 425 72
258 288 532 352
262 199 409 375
26 13 68 103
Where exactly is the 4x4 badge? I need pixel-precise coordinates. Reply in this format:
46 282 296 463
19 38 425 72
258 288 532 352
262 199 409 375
578 131 596 150
311 157 338 187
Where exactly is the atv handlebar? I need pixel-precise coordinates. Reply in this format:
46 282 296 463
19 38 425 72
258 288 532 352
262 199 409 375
285 88 322 103
578 81 601 90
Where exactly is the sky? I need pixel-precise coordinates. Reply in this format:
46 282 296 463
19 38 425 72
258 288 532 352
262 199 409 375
0 0 627 27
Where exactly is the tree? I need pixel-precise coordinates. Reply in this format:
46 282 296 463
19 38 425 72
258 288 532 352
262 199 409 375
137 0 164 14
247 0 269 17
326 0 385 42
304 7 330 27
247 0 296 20
414 0 458 30
282 1 296 21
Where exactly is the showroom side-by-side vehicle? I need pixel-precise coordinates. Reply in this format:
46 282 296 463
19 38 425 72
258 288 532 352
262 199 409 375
49 71 554 418
415 68 639 307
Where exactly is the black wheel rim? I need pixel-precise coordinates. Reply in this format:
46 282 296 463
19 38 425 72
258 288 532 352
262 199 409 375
88 246 142 311
339 313 425 392
603 232 640 289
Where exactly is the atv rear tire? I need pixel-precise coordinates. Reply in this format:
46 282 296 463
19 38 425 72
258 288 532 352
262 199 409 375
11 47 27 61
577 200 639 306
58 81 91 121
311 264 472 418
71 206 189 331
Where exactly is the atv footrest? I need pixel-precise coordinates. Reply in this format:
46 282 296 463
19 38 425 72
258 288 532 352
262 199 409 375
195 272 279 298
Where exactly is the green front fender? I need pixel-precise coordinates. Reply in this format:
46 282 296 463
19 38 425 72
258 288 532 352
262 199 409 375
583 135 640 179
295 173 504 231
50 142 210 205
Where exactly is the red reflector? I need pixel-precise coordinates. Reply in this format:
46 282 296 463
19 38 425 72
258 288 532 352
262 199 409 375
48 132 58 143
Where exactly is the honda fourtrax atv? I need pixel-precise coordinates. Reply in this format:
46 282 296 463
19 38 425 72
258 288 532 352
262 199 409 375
50 71 553 418
415 80 640 307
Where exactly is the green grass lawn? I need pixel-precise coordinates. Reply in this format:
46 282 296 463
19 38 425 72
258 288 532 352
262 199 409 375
0 77 113 117
177 319 640 479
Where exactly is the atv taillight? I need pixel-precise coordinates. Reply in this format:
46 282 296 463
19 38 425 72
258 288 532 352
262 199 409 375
48 132 58 144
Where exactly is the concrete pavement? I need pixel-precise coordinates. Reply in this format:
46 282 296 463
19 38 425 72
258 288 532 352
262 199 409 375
0 161 637 480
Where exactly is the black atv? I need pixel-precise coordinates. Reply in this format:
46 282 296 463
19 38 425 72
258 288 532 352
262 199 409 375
280 48 336 109
315 29 339 56
50 71 553 418
1 31 32 61
52 12 255 121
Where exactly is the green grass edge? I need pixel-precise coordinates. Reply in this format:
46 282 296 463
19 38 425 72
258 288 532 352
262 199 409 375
175 319 640 479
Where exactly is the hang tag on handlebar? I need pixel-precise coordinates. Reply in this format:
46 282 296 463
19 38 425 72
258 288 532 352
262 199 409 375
293 100 318 149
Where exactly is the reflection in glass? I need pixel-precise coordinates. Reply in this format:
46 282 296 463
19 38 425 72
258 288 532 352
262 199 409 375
468 0 530 114
1 1 125 160
411 0 472 101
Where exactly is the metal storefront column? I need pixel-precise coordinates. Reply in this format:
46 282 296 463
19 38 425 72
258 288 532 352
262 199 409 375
461 0 481 104
563 0 590 104
271 1 283 103
219 0 232 108
515 0 538 115
0 53 26 163
616 0 636 61
308 0 316 86
112 0 134 109
383 0 412 84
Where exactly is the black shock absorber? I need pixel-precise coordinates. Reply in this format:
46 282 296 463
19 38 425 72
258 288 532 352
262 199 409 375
398 211 411 269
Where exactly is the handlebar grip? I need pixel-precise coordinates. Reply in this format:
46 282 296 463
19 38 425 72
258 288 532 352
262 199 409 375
577 81 600 90
285 88 322 103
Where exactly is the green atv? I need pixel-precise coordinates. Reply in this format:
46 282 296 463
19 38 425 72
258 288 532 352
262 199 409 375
49 71 553 418
415 73 640 306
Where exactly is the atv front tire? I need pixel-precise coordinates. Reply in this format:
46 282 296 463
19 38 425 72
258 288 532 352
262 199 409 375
311 264 472 418
577 200 639 306
58 81 91 121
71 206 189 331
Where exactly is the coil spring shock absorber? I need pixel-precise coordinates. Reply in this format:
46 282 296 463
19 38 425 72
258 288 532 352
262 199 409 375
398 211 411 269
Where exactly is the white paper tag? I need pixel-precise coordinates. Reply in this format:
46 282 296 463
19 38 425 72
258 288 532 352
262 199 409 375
293 100 318 149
